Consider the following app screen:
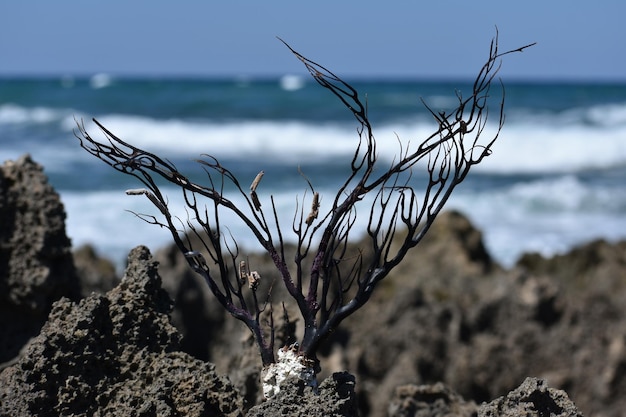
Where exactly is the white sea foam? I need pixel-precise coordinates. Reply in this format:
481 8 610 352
586 102 626 127
62 186 332 269
447 174 626 266
90 73 113 89
3 101 625 176
0 103 65 124
51 108 626 176
279 74 306 91
61 170 626 270
62 189 170 264
483 123 626 173
69 115 361 162
4 102 625 270
53 105 626 173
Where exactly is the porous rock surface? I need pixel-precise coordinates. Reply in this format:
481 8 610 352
154 209 623 417
332 211 626 417
73 244 119 297
0 156 606 416
0 155 80 366
479 377 582 417
0 246 243 417
247 372 358 417
388 377 582 417
388 382 477 417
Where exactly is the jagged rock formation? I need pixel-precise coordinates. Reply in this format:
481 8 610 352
153 208 626 417
387 378 582 417
479 377 583 417
246 372 358 417
0 155 80 366
328 211 626 417
388 382 477 417
1 155 611 416
73 244 119 297
0 246 243 417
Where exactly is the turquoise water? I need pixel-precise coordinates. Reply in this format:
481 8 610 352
2 75 625 267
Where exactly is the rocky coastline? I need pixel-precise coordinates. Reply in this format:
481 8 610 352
2 155 625 416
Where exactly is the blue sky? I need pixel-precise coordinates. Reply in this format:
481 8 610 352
1 1 625 80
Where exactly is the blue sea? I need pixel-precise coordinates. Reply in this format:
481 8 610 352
1 74 625 269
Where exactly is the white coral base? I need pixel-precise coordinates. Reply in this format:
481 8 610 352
261 345 318 399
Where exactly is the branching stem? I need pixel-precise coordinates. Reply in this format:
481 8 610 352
75 31 534 370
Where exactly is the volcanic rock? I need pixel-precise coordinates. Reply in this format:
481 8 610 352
0 155 80 366
0 246 243 417
479 377 582 417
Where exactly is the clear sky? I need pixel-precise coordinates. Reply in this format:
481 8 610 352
1 1 625 81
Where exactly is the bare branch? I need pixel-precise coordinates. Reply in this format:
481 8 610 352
75 32 533 375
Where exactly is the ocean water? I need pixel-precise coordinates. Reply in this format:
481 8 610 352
1 74 625 269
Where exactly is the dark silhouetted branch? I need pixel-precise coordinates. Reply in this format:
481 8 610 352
75 32 533 385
